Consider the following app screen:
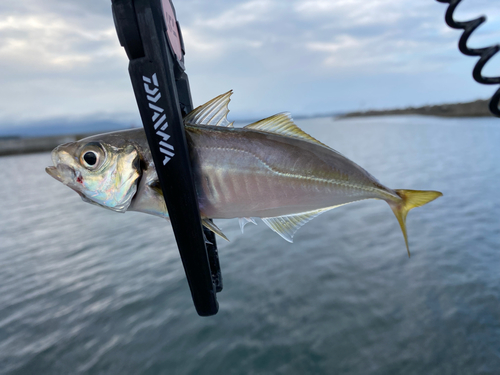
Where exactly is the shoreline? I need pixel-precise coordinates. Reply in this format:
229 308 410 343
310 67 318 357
1 100 495 157
337 99 493 119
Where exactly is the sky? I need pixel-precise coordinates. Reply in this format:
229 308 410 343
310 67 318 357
0 0 499 133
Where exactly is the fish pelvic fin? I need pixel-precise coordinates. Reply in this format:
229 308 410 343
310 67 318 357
389 189 443 258
239 217 257 233
202 218 230 242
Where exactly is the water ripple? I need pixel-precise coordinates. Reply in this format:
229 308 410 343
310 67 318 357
0 117 499 374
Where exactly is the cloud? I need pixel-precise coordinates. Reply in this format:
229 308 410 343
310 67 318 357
294 0 406 26
180 0 455 73
0 0 498 128
0 11 120 71
0 2 135 123
195 0 275 30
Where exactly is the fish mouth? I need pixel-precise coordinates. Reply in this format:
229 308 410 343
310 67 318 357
45 163 82 195
45 166 63 182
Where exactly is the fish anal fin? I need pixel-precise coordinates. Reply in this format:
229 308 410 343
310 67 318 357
184 91 233 127
202 218 230 242
244 113 332 150
262 205 342 242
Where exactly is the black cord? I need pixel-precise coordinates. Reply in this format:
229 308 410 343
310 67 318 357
437 0 500 117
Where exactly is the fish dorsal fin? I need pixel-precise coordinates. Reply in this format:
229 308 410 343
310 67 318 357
202 218 229 241
262 205 345 242
244 113 332 150
184 91 233 127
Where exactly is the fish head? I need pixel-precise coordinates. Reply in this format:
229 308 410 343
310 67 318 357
46 136 141 212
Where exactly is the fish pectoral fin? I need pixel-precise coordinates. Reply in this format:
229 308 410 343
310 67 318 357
244 113 333 150
262 206 341 242
184 91 233 127
239 217 257 233
149 179 163 196
202 219 230 242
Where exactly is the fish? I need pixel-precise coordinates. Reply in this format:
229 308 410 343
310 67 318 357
46 91 442 256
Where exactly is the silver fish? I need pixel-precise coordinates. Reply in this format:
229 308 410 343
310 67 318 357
46 91 442 256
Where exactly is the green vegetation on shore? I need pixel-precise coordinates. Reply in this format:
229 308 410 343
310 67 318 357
339 99 493 119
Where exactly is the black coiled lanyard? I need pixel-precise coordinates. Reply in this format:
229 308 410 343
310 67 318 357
437 0 500 117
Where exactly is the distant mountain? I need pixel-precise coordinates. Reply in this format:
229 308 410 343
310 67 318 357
338 99 493 119
0 114 139 138
0 111 349 139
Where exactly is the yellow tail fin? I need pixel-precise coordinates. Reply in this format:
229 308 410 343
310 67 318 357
389 189 442 258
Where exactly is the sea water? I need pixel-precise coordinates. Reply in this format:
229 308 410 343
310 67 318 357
0 115 499 374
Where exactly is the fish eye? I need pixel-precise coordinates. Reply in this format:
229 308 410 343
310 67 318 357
79 142 105 170
83 151 97 166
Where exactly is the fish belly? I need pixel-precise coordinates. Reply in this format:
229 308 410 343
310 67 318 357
188 126 393 219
